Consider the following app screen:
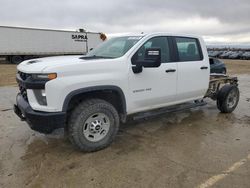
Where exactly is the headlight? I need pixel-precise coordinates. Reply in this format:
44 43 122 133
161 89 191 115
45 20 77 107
32 73 57 81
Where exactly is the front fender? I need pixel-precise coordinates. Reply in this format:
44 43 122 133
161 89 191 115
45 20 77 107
61 85 127 114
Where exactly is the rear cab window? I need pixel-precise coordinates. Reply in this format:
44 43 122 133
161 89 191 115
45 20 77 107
174 37 203 62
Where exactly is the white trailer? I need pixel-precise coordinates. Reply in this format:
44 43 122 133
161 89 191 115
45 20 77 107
0 26 106 64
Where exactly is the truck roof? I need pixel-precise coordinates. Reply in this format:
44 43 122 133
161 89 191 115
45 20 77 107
144 32 202 39
110 32 202 39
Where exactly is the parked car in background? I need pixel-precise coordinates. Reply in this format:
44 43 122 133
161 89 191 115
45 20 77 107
207 50 213 57
241 51 250 60
209 58 227 74
219 51 232 59
209 51 223 58
208 49 250 60
228 51 244 59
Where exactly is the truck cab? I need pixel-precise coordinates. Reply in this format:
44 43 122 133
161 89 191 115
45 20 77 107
128 34 209 114
14 33 239 152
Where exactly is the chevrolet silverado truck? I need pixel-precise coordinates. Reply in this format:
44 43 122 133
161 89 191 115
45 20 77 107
14 33 240 152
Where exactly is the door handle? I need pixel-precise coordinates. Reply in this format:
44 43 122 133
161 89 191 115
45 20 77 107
200 66 208 70
165 69 176 73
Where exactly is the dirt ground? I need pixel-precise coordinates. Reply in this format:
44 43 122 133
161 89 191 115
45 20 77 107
0 59 250 187
224 59 250 74
0 62 17 87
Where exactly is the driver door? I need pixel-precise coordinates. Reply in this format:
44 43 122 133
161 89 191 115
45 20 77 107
128 36 177 114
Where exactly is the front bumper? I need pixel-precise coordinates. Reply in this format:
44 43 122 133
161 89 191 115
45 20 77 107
14 93 66 134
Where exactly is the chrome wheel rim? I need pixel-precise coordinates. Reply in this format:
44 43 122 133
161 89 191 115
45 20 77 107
83 113 110 142
227 90 238 108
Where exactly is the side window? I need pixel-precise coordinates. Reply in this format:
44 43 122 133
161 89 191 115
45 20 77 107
134 37 171 63
175 37 203 61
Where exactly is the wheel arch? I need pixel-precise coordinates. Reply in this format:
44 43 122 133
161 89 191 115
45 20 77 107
62 85 127 120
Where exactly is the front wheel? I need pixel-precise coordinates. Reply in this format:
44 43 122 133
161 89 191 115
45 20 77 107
68 99 120 152
216 85 239 113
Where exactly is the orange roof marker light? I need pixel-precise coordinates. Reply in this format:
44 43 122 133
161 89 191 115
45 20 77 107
100 33 107 41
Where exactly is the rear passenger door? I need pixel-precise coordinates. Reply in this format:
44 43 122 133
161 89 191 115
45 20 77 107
173 37 209 101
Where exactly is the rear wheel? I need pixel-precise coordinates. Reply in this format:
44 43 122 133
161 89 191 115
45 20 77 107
24 55 34 61
217 85 239 113
221 68 227 74
68 99 120 152
11 55 23 64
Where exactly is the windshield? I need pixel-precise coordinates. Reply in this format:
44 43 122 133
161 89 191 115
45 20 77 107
84 36 143 59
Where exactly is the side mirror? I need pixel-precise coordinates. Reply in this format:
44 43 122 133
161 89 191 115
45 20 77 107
142 48 161 67
132 48 161 74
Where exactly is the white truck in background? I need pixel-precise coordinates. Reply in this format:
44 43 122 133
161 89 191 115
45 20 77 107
0 26 106 64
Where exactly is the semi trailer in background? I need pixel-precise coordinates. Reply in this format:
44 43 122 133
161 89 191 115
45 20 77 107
0 26 106 64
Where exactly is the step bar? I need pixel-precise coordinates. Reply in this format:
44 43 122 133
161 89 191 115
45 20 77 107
132 100 207 121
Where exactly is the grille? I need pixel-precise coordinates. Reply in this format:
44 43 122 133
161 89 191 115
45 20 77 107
18 71 31 81
19 85 28 101
18 71 30 102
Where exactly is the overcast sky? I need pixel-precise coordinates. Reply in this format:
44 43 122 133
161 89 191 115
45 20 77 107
0 0 250 44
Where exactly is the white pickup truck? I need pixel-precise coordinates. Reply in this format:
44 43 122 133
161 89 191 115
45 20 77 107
14 33 240 152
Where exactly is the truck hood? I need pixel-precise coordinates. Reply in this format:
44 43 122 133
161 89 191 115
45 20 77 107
17 56 82 73
17 55 123 75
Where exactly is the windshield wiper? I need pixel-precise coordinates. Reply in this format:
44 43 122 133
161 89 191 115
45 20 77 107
80 55 114 59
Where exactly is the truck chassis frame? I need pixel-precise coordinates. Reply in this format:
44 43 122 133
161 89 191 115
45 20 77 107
205 74 238 100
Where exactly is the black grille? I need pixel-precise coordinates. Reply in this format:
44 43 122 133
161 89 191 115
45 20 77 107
18 71 31 81
18 71 30 101
19 85 28 101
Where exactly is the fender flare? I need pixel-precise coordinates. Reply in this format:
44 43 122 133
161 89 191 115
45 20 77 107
62 85 127 114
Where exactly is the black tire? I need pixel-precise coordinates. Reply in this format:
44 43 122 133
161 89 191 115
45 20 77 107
24 55 33 60
221 68 227 74
216 85 239 113
68 99 120 152
11 55 23 64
